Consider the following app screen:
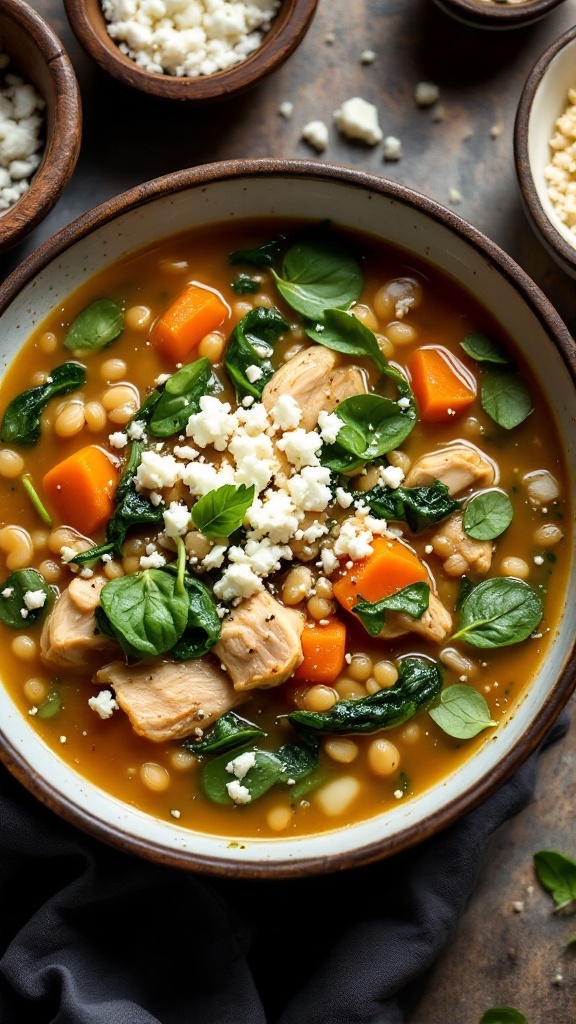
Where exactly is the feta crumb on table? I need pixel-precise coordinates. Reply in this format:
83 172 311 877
334 97 383 145
301 120 329 153
383 135 402 161
415 81 440 107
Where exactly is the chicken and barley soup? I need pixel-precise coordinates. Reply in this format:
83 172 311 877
0 220 569 838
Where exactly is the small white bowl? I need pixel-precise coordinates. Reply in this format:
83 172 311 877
515 25 576 278
433 0 568 31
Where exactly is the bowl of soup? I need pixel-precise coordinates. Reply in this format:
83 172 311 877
0 160 574 877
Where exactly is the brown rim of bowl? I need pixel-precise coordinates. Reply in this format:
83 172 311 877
434 0 568 29
0 0 82 252
514 24 576 275
0 159 575 878
63 0 319 101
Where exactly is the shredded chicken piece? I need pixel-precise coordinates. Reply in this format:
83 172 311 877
40 577 117 670
215 590 304 690
262 345 367 430
431 513 492 577
405 444 496 495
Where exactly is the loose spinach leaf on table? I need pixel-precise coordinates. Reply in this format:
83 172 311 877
305 307 388 374
169 570 222 661
228 238 283 267
479 1009 527 1024
288 656 442 735
148 357 212 437
183 713 266 757
0 362 86 447
0 568 53 629
353 582 430 637
201 745 285 805
191 483 254 538
231 274 260 295
533 850 576 913
321 392 417 473
429 683 496 739
64 299 124 351
463 490 513 540
460 332 511 366
225 306 289 400
451 577 543 648
481 370 532 430
272 231 363 321
359 480 461 533
96 561 189 660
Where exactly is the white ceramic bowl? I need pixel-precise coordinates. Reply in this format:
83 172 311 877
515 26 576 278
0 160 575 878
433 0 568 31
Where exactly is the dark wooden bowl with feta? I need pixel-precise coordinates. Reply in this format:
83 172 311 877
63 0 319 102
0 0 81 254
432 0 568 30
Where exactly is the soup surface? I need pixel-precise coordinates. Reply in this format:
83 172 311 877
0 219 569 839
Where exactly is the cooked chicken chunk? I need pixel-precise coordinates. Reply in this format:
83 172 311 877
215 590 304 690
40 576 117 670
405 444 496 495
379 592 453 645
431 513 492 577
262 345 367 431
96 657 245 743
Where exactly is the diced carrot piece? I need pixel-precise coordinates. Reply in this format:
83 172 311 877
293 618 347 685
333 536 428 613
408 346 476 422
152 284 228 363
43 446 118 535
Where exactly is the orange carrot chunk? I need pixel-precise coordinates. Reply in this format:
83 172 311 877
43 446 118 535
333 536 428 614
409 346 476 422
152 284 228 364
294 618 347 685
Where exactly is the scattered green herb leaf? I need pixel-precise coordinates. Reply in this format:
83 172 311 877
183 713 265 757
353 582 430 637
191 483 254 538
463 490 513 540
0 569 53 629
533 850 576 913
0 362 86 447
321 392 417 473
228 239 283 267
429 683 496 739
36 690 63 719
63 299 124 351
201 746 284 806
22 475 52 526
169 569 222 661
461 332 511 366
452 577 543 648
231 274 260 295
272 231 363 321
481 370 532 430
305 307 388 374
479 1009 527 1024
359 481 461 533
96 567 189 661
149 358 212 437
225 306 289 400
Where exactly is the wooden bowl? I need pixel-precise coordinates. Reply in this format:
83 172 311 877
514 26 576 278
432 0 568 30
0 0 81 254
63 0 319 102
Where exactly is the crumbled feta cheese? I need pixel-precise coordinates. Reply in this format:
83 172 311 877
336 486 354 509
180 459 236 496
360 49 376 65
395 297 414 319
139 550 167 569
449 188 462 205
333 97 383 145
397 395 411 409
271 394 302 431
59 546 77 564
287 466 332 512
135 450 181 490
126 419 147 441
109 431 128 449
162 500 191 537
213 562 263 602
0 57 44 216
246 491 301 544
227 538 292 578
415 81 440 107
201 544 228 570
278 100 294 119
1 587 14 598
383 135 402 161
20 608 28 619
277 428 322 469
170 808 181 819
226 779 252 804
186 395 238 451
88 689 119 720
226 750 256 779
334 518 375 560
379 465 405 489
320 548 339 575
245 363 263 384
317 409 342 444
302 120 329 152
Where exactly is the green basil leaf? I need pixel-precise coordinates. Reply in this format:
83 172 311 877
149 358 212 437
479 1009 527 1024
231 274 260 295
183 713 265 757
96 568 189 660
130 388 163 431
272 233 363 321
225 306 289 400
322 393 417 472
64 299 124 351
567 933 576 948
288 656 442 735
36 690 63 719
533 850 576 913
228 239 283 267
359 481 461 533
170 571 222 660
461 332 511 366
0 569 53 629
191 483 254 538
429 683 496 739
481 370 532 430
305 307 388 374
353 582 430 637
0 362 86 447
463 490 513 540
452 577 543 648
201 745 284 805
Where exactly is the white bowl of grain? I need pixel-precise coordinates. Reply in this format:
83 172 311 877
514 25 576 278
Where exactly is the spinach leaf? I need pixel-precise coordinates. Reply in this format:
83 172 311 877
288 656 442 735
224 306 289 401
22 475 52 526
463 490 513 540
228 239 283 267
452 577 543 648
231 274 260 295
359 481 461 533
277 736 320 781
305 307 388 374
479 1010 527 1024
353 582 430 637
429 683 496 739
322 393 417 473
148 358 212 437
170 571 222 661
272 232 363 321
533 850 576 913
201 746 284 805
460 332 511 366
0 569 53 629
36 690 63 719
481 370 532 430
191 483 254 537
0 362 86 447
182 713 265 757
456 575 475 611
64 299 124 351
96 566 189 660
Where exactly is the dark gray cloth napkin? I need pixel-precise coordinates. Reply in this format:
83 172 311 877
0 715 568 1024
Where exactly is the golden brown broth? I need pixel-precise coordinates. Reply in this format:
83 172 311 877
0 219 570 839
